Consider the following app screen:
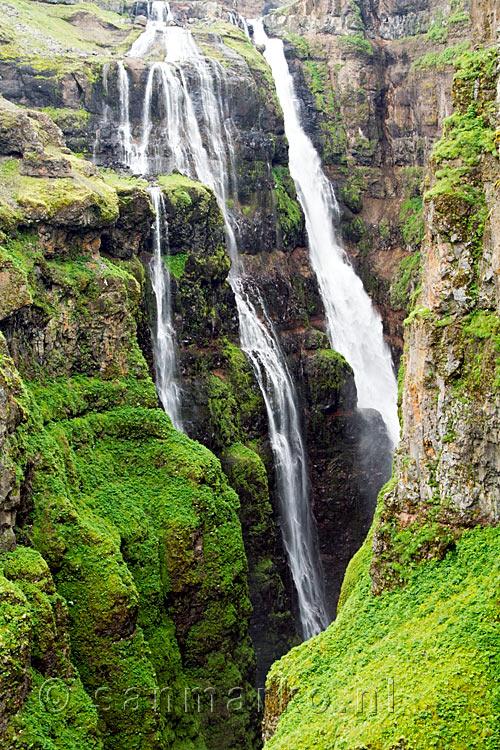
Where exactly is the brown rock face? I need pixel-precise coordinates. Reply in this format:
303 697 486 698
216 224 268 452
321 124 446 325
262 0 473 363
370 22 500 591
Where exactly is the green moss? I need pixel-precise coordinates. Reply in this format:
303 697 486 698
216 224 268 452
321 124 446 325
301 60 346 164
425 47 498 209
0 549 103 750
452 311 500 393
341 171 364 213
165 253 187 279
391 252 422 311
272 166 303 247
413 41 470 70
41 106 90 126
0 0 137 66
6 372 256 749
265 526 500 750
100 169 148 190
285 33 310 59
158 173 212 210
17 173 119 225
404 306 433 326
221 341 264 429
338 32 373 58
399 196 425 248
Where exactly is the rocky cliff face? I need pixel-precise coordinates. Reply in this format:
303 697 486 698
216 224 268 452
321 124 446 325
0 95 261 750
261 2 500 747
261 0 474 362
0 0 392 679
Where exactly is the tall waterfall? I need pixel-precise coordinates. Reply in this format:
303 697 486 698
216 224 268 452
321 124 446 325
253 21 400 446
149 186 183 430
119 3 329 638
116 16 184 428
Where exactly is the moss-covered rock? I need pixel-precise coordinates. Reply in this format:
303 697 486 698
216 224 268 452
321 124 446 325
222 443 299 682
263 525 500 749
0 105 259 750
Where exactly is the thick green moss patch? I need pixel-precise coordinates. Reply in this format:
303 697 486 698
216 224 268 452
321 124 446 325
272 166 304 248
425 47 498 209
265 525 500 750
390 252 421 312
17 173 119 226
4 371 257 749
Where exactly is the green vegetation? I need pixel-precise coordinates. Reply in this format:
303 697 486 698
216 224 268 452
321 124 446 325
165 253 187 279
4 377 255 749
341 171 364 213
0 0 137 69
390 252 421 311
302 59 346 163
272 166 303 247
159 173 212 210
421 45 499 317
285 33 311 59
338 32 373 58
399 196 425 248
100 169 148 190
265 525 500 750
404 306 433 326
412 41 470 70
17 173 119 225
0 162 258 748
449 311 500 394
40 106 90 126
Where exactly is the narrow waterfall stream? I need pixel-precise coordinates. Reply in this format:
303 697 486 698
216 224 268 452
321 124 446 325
117 2 329 639
149 186 183 430
254 21 400 446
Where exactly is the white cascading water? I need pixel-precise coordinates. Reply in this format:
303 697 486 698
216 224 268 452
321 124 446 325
253 21 400 446
117 61 134 168
116 11 184 429
119 2 329 638
149 186 183 430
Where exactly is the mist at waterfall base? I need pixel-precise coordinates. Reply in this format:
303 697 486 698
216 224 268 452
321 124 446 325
115 1 330 640
253 20 399 449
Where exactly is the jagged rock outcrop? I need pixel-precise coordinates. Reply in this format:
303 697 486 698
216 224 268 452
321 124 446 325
261 5 500 747
0 98 260 750
371 40 500 592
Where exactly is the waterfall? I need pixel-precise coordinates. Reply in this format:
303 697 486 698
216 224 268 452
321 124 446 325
117 61 133 168
119 3 329 638
234 282 329 637
114 8 184 428
253 21 400 446
149 186 183 430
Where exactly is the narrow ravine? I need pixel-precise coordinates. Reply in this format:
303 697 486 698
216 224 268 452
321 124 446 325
254 20 400 446
115 1 329 639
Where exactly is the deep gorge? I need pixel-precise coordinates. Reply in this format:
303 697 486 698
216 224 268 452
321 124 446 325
0 0 499 748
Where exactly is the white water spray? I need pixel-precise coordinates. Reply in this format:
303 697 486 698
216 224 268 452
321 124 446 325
254 20 399 446
118 5 329 638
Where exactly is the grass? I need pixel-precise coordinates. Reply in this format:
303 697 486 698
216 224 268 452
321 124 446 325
265 525 500 750
412 41 471 70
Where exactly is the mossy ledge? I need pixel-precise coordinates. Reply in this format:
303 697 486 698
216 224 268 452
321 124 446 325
0 100 259 750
